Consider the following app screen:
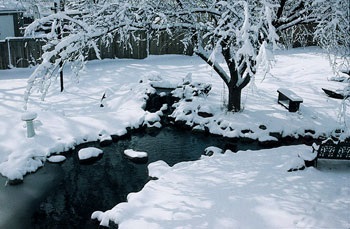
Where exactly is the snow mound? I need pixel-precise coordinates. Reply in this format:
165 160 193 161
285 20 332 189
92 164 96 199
21 111 37 121
99 132 113 147
144 112 162 128
78 147 103 160
148 160 170 179
141 71 177 89
298 149 317 161
47 155 66 163
204 146 223 156
99 134 112 142
283 156 306 172
124 149 148 159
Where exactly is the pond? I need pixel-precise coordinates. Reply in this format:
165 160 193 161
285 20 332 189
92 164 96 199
0 127 263 229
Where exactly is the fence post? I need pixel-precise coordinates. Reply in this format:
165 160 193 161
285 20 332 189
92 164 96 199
6 39 12 68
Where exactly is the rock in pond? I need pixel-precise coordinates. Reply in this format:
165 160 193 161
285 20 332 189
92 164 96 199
123 149 148 163
78 147 103 164
47 155 66 163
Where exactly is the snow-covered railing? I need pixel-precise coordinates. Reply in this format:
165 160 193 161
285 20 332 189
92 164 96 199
312 138 350 167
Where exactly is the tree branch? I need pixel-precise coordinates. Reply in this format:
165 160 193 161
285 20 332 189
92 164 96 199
195 47 230 85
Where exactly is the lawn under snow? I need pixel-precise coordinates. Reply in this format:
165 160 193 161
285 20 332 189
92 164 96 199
0 47 349 227
92 146 350 229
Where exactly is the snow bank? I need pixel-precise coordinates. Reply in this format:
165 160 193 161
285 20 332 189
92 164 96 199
93 145 349 228
147 160 170 179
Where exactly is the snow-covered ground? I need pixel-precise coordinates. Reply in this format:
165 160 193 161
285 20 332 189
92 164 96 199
92 146 350 228
0 47 349 227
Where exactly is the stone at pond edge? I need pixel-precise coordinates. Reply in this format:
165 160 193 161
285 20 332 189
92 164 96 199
100 139 112 147
241 129 253 134
197 111 213 118
258 139 281 147
7 178 23 185
192 125 206 134
174 120 192 130
204 146 224 156
112 132 132 141
281 135 295 144
99 134 113 147
301 134 314 145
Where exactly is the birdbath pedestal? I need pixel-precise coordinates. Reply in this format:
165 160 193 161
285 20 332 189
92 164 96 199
21 112 37 138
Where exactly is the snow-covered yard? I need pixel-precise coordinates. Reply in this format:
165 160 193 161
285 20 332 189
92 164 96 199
93 146 350 228
0 47 349 228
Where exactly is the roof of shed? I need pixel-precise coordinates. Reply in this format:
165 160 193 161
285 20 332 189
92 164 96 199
0 2 25 13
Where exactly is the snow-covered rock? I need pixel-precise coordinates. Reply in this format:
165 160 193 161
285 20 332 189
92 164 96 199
124 149 148 158
197 104 214 118
47 155 66 163
124 149 148 163
141 71 177 89
284 157 306 172
144 112 162 129
258 135 279 147
99 134 113 147
78 147 103 161
203 146 223 156
148 160 170 179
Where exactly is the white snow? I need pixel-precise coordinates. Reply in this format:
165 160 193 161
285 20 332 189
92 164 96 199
93 146 350 229
147 160 171 179
99 134 112 142
144 112 161 123
78 147 103 160
124 149 148 159
21 111 37 121
204 146 223 155
0 47 349 227
47 155 66 163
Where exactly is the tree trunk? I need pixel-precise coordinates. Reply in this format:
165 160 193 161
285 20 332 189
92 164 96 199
194 46 248 112
227 85 242 112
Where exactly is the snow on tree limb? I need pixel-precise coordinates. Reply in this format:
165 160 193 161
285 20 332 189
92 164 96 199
24 0 345 112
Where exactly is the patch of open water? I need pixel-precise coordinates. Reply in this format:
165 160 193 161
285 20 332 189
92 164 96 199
1 127 262 229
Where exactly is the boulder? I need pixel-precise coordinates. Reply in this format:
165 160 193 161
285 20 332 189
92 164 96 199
78 147 103 164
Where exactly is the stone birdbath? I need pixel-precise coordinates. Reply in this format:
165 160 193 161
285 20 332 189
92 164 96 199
21 112 37 138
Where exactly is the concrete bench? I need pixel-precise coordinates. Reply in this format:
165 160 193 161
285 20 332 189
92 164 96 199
277 88 303 112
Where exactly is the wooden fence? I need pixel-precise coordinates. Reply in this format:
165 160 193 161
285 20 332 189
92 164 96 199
0 32 193 70
0 38 46 69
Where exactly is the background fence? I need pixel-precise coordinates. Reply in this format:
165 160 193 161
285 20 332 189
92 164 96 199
0 32 194 70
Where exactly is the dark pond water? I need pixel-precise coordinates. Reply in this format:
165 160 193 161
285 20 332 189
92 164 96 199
0 127 262 229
